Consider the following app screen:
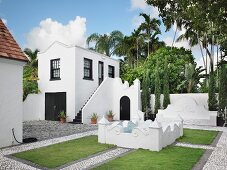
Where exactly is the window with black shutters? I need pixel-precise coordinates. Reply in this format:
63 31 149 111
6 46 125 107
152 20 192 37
83 58 93 80
108 65 115 78
50 59 60 80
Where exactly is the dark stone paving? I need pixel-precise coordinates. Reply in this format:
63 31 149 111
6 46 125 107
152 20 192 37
23 120 97 141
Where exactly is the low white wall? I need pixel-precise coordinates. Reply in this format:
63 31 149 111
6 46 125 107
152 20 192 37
82 77 143 124
23 94 43 121
152 93 217 126
98 118 183 151
0 58 24 148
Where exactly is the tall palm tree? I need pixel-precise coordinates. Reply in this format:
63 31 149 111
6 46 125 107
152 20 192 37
138 13 161 55
87 30 123 57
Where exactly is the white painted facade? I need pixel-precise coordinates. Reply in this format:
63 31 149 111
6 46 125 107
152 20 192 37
98 117 183 151
0 58 25 148
24 41 120 121
82 77 143 124
151 93 217 126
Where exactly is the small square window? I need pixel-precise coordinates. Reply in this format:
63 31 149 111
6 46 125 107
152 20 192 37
108 65 115 78
50 59 60 80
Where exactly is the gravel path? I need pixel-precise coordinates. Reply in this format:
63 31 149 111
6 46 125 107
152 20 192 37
23 120 97 141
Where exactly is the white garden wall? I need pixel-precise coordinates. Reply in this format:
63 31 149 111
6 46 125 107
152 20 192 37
151 93 217 126
98 117 183 151
23 94 43 121
82 77 143 124
0 58 25 148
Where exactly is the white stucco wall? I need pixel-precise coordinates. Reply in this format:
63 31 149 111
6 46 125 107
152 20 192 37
23 94 43 121
0 58 25 148
38 42 76 121
82 77 143 124
75 46 119 115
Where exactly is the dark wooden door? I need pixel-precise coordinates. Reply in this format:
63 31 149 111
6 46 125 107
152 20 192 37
120 96 130 120
98 61 104 85
45 92 66 121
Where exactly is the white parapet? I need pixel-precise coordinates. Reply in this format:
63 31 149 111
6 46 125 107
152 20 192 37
98 117 183 151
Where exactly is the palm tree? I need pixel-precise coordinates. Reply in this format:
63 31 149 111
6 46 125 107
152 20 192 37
86 30 123 57
138 13 161 55
23 48 40 100
177 63 206 93
24 48 39 68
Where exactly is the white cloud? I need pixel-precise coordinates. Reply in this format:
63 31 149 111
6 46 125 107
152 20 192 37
130 0 159 29
25 16 87 51
163 36 191 49
130 0 147 10
2 18 7 25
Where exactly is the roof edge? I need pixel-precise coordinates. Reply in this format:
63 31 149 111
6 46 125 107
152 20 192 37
0 55 28 63
39 41 120 62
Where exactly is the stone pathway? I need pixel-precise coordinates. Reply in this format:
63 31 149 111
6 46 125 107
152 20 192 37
184 125 227 170
202 132 227 170
61 148 131 170
175 143 215 150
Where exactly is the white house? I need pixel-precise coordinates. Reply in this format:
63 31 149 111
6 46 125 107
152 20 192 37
0 19 28 148
24 41 120 123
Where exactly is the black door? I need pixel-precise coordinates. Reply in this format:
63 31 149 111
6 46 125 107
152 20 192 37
45 92 66 121
98 61 104 85
120 96 130 120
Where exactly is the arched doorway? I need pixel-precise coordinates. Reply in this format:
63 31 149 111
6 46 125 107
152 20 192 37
120 96 130 120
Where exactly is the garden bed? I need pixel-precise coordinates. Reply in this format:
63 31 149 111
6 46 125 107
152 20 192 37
13 135 114 169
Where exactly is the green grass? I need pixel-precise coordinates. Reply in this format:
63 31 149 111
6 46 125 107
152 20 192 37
13 136 114 168
94 146 204 170
177 129 219 145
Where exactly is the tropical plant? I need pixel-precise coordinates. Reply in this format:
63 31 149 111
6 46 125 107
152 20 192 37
106 110 114 117
146 47 194 93
208 72 218 111
24 48 39 68
23 48 40 100
163 58 170 109
87 30 124 57
91 113 98 120
58 111 67 118
218 61 227 110
177 63 206 93
137 13 161 55
142 69 151 112
154 64 161 114
146 0 227 71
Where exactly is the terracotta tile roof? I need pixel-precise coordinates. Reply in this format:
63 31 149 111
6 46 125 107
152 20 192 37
0 19 28 62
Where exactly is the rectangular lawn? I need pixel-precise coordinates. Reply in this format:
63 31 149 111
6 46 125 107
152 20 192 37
94 146 205 170
177 128 219 145
13 135 114 168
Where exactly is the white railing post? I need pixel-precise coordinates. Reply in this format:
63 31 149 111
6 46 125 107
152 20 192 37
98 116 109 143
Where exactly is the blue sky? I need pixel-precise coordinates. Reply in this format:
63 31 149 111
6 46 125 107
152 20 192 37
0 0 203 65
